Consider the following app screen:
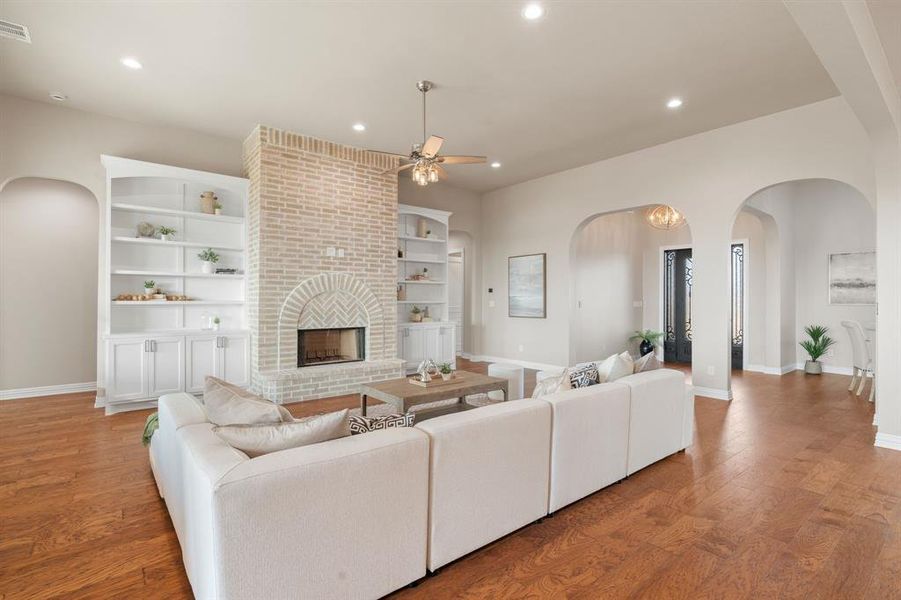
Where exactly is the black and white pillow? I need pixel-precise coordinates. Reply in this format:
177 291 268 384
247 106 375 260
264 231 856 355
348 413 415 435
569 362 600 388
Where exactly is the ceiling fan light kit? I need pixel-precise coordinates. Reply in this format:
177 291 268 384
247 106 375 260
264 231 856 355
372 80 486 187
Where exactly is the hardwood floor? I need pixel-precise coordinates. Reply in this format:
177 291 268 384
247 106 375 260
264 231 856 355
1 361 899 598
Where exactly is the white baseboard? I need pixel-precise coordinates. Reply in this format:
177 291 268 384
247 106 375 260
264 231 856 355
875 432 901 452
745 364 796 376
105 399 158 415
0 381 96 401
468 355 566 373
692 386 732 401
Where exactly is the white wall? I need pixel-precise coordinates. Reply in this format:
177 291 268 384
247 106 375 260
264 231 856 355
479 97 874 395
1 178 99 391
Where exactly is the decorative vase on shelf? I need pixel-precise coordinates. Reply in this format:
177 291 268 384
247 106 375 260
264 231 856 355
160 233 170 242
200 191 217 215
417 218 427 238
201 261 215 274
397 285 406 301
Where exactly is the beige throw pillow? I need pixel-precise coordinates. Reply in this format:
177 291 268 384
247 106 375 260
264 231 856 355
633 352 661 373
214 409 350 457
203 376 294 426
531 369 571 398
596 352 635 383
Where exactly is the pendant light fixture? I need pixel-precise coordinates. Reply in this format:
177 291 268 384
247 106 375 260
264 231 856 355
646 205 686 230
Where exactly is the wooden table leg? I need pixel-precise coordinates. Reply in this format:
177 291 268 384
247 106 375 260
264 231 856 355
361 394 368 416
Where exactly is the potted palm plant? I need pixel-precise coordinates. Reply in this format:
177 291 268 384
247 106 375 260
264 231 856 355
629 329 664 357
799 325 837 374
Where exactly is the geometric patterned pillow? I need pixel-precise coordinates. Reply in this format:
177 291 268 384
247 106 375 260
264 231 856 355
348 413 415 435
568 362 600 388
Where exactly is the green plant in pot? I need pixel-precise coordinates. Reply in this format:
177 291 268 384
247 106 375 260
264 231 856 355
410 305 423 323
143 280 156 294
198 248 220 274
629 329 664 357
158 226 176 241
438 362 454 381
799 325 837 374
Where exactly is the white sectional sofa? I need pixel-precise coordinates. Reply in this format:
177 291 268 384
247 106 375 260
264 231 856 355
150 368 692 599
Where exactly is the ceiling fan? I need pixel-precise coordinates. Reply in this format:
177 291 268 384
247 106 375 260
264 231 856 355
372 80 486 186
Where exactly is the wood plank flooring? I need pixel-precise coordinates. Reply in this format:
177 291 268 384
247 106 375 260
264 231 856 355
1 360 899 598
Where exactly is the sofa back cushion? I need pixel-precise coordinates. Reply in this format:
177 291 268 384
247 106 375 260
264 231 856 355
213 409 350 457
203 377 293 426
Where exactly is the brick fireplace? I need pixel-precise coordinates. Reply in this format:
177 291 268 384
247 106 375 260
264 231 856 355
243 125 404 403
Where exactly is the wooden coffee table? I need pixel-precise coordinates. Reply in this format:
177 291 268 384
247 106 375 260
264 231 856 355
359 370 509 418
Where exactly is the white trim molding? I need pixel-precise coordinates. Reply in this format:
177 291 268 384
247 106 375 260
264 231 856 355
0 381 96 401
874 432 901 452
469 355 565 373
745 364 797 376
692 386 732 401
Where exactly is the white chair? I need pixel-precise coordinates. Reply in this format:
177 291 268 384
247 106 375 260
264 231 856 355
841 320 875 402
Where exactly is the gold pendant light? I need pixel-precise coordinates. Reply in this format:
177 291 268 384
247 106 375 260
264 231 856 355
646 205 686 230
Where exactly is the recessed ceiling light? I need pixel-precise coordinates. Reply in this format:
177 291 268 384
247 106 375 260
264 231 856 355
120 56 143 70
666 97 683 109
49 92 67 102
352 123 366 132
490 161 502 169
522 3 545 20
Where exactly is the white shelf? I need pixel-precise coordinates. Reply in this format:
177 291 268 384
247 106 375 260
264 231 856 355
397 300 446 304
112 269 244 279
398 279 445 285
111 202 245 224
399 235 446 243
398 257 444 264
106 328 250 338
112 236 244 252
111 300 245 306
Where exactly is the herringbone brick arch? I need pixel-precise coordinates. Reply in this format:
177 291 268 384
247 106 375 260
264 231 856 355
276 273 384 370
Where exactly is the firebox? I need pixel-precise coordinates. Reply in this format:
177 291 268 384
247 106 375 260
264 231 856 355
297 327 365 367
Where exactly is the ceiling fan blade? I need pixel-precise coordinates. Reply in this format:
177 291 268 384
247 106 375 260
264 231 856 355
368 149 413 159
437 155 487 165
381 163 415 176
421 135 445 158
434 164 449 181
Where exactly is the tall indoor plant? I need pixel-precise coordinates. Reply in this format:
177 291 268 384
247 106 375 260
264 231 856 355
629 329 664 357
799 325 837 374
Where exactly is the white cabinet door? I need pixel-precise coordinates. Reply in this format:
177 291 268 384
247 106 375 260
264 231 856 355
422 327 440 362
439 326 456 367
219 334 250 388
106 338 148 403
148 336 184 397
186 335 218 393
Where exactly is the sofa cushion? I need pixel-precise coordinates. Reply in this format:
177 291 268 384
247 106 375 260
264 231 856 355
633 352 661 373
348 413 415 434
569 362 600 388
213 409 350 457
203 377 293 426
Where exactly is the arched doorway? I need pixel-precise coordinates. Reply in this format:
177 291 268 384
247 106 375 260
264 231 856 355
0 178 99 395
569 206 692 365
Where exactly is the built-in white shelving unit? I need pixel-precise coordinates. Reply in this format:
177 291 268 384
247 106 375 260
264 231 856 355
396 204 456 372
99 155 250 413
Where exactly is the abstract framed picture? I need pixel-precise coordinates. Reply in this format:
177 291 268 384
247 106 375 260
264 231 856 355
828 251 876 305
508 253 546 318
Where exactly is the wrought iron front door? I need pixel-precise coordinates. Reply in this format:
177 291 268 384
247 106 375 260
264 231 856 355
731 243 745 370
664 248 693 364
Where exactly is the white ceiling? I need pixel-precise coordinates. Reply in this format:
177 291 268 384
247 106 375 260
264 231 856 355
868 0 901 95
1 1 840 191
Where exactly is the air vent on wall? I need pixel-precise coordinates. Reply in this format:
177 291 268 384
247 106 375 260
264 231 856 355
0 19 31 43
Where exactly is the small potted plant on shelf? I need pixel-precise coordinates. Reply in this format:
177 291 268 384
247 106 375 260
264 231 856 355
410 305 423 323
212 316 221 331
198 248 220 274
800 325 836 374
214 202 223 216
438 362 454 381
143 280 156 295
629 329 664 357
158 226 176 241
